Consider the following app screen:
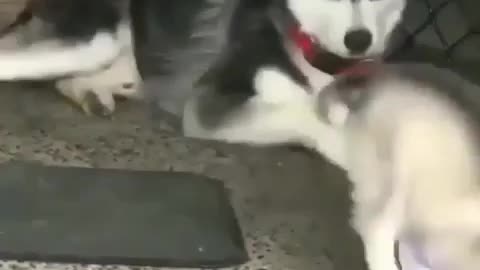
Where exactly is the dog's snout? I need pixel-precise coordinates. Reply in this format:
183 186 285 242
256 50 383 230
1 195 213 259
344 29 372 54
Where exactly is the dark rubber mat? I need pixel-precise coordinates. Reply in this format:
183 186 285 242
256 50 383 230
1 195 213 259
0 161 247 268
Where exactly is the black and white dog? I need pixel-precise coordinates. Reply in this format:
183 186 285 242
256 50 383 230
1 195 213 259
178 0 406 166
0 0 406 166
0 0 139 115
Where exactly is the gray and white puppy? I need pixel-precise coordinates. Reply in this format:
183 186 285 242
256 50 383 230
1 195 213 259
317 63 480 270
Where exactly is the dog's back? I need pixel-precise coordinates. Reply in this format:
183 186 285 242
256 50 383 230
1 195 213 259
318 64 480 270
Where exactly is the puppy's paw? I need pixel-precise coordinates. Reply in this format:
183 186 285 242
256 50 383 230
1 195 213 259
56 84 115 117
55 51 142 116
327 101 350 126
82 91 115 117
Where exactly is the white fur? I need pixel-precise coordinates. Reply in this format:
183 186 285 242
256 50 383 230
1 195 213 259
253 67 313 104
55 23 142 115
0 18 141 115
0 29 121 80
286 0 405 57
328 102 349 126
328 81 480 270
398 241 432 270
183 0 406 168
184 63 347 168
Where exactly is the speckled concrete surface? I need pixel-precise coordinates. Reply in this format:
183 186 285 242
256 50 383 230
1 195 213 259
0 82 364 270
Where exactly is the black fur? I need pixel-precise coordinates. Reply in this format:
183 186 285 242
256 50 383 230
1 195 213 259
33 0 120 41
195 0 308 128
204 0 307 94
131 0 309 127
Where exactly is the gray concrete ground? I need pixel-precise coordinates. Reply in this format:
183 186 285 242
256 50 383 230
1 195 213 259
0 82 365 270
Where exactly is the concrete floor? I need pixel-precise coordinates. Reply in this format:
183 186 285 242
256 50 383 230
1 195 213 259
0 82 365 270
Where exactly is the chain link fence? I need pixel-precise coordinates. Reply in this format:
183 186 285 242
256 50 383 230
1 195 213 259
388 0 480 82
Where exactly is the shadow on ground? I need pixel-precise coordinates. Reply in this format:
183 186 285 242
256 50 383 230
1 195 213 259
0 82 365 270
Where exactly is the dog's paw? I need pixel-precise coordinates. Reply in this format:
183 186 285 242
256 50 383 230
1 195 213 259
55 51 142 116
56 75 141 117
327 101 349 126
56 84 115 117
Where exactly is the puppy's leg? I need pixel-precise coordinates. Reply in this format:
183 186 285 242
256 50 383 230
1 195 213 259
56 47 142 116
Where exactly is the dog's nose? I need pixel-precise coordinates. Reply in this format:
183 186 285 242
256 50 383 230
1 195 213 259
344 29 372 54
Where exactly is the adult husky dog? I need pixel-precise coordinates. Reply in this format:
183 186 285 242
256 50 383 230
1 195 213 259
176 0 406 166
317 63 480 270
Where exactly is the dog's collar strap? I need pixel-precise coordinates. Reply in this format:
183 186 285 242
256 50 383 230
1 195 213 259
337 60 379 77
289 25 316 63
289 25 377 76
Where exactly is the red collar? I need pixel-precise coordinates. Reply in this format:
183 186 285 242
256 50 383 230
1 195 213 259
289 25 378 76
289 25 316 63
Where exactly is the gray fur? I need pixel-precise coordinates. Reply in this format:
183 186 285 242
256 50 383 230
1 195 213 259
137 0 236 117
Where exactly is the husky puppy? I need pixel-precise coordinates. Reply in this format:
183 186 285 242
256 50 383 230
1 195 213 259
317 63 480 270
0 0 140 116
0 0 230 116
179 0 406 166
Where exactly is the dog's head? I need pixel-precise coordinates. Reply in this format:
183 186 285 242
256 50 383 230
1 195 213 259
286 0 406 59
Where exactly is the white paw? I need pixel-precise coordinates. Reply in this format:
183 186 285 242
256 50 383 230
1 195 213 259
55 50 142 116
328 102 349 126
56 83 115 116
